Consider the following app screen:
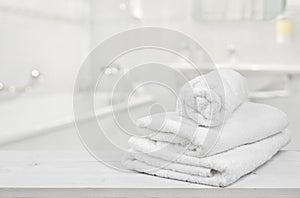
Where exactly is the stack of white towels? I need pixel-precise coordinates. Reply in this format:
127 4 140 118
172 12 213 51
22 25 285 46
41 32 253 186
122 69 290 187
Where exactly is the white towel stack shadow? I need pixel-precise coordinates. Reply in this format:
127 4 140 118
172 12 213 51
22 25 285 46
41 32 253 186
122 69 291 187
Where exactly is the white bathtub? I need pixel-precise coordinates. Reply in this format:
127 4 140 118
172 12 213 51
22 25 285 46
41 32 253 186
0 93 153 150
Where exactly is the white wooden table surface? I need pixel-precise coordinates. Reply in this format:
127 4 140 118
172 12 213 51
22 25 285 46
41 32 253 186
0 150 299 198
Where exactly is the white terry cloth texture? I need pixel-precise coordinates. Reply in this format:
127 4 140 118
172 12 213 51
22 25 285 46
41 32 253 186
177 69 248 127
123 130 290 187
137 102 288 157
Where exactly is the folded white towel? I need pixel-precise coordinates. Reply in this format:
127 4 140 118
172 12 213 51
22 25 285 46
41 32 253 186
137 102 288 156
177 69 248 126
123 130 290 187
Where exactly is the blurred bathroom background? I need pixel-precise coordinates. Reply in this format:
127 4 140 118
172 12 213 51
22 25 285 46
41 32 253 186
0 0 300 151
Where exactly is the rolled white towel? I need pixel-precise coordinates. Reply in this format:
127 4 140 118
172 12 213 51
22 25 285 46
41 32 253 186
177 69 248 126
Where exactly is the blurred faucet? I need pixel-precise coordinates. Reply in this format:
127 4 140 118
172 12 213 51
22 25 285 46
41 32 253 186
101 63 122 76
100 63 131 104
0 68 41 100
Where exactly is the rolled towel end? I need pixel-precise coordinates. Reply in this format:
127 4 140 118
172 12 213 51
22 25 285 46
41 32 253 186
177 69 248 126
